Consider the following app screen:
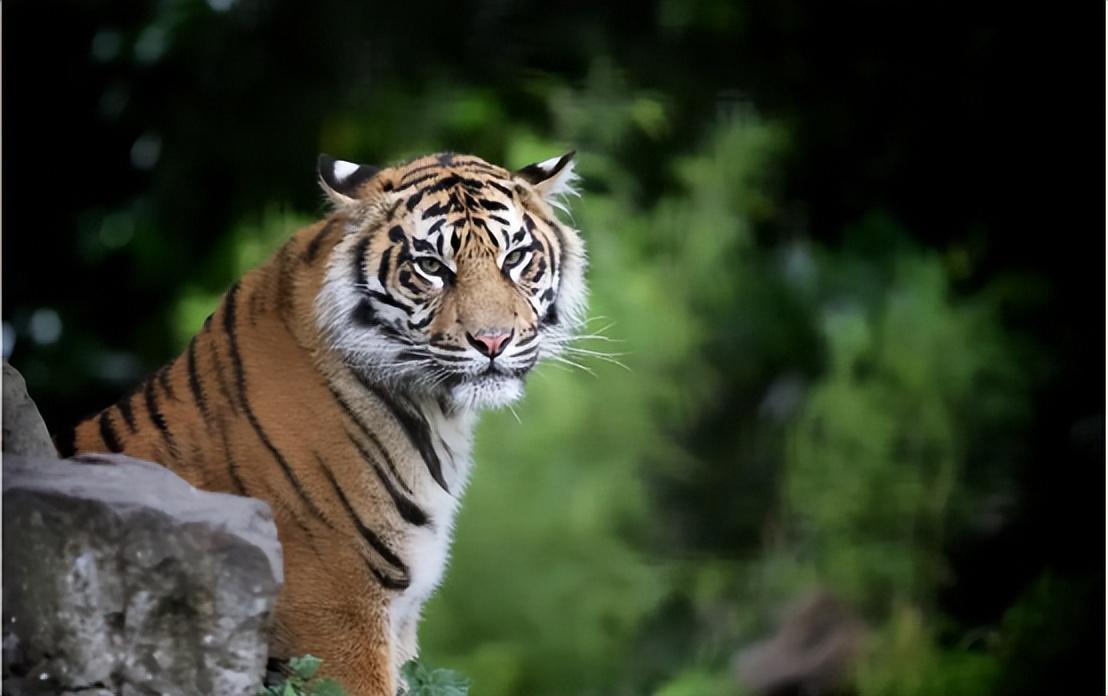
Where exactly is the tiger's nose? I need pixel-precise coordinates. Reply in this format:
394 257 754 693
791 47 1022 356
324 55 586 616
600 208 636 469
466 329 513 358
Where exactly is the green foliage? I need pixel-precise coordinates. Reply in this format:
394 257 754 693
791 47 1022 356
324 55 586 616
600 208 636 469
259 655 347 696
218 86 1034 696
654 667 750 696
401 660 471 696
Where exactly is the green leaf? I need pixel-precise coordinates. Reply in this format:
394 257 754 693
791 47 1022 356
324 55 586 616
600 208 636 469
402 660 470 696
282 681 300 696
310 677 349 696
290 655 323 680
400 660 424 682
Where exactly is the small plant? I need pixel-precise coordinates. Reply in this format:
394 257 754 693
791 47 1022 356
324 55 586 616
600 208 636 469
259 655 347 696
401 660 470 696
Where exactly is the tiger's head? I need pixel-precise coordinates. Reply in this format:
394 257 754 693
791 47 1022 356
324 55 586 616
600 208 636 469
315 151 586 411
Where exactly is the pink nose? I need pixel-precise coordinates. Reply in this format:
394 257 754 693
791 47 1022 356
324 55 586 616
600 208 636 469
466 329 513 358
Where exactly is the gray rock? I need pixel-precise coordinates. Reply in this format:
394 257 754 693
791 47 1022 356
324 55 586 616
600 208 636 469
2 362 57 458
2 454 283 696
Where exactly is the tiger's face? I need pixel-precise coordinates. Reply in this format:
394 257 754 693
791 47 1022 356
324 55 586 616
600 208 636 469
315 151 586 410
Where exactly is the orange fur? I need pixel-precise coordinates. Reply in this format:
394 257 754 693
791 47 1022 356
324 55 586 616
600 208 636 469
61 152 586 695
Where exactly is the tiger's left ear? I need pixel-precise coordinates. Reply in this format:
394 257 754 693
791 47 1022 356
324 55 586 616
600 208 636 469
318 153 380 205
514 151 579 204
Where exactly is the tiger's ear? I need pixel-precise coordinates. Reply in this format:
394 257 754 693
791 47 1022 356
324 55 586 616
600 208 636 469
514 151 579 204
318 153 381 205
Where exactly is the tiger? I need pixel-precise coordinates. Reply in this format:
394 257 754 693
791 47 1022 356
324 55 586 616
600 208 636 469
56 150 587 695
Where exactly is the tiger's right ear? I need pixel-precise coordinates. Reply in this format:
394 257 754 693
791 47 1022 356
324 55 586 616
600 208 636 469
318 153 380 205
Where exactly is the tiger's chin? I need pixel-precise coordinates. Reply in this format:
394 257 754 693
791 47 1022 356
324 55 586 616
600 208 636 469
445 372 525 411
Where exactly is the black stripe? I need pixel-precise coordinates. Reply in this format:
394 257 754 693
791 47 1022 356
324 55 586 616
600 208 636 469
208 335 239 416
487 180 513 197
115 393 137 433
399 161 440 180
377 247 393 289
421 200 450 220
528 257 547 281
370 564 410 590
215 415 247 495
514 343 541 357
98 411 123 453
353 371 450 493
352 236 371 288
458 177 488 191
385 199 403 221
429 352 469 363
345 430 428 527
273 494 328 563
304 220 340 263
534 212 568 268
424 175 462 195
223 283 335 528
186 337 210 423
478 198 508 211
317 454 410 587
406 188 427 211
327 385 415 495
368 290 411 312
527 214 560 281
398 271 423 295
143 378 179 460
351 299 378 327
454 161 505 175
515 332 540 347
156 364 178 402
394 172 436 192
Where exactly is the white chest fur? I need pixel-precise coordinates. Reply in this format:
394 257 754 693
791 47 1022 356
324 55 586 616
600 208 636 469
388 404 476 649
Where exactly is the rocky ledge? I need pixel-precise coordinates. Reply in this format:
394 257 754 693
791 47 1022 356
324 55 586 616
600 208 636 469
2 363 283 696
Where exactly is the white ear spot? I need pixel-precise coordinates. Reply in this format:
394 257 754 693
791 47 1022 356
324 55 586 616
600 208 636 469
515 151 580 210
332 159 360 182
317 153 381 206
539 157 579 200
534 155 563 175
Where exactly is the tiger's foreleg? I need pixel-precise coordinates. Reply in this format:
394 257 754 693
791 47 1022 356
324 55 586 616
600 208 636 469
270 536 399 696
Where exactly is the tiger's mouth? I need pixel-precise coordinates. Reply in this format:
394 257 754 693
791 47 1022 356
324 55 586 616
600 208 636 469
463 361 531 381
436 363 528 410
431 359 531 394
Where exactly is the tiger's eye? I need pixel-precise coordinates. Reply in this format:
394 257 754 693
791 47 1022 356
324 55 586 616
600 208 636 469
416 257 444 276
503 249 525 268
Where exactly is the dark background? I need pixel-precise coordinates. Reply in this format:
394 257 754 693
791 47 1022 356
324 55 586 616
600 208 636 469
4 1 1103 694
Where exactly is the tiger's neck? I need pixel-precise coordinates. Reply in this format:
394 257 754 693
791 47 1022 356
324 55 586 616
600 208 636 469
258 221 479 494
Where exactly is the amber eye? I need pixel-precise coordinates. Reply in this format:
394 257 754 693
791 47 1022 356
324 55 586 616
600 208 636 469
415 257 445 276
503 249 525 268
